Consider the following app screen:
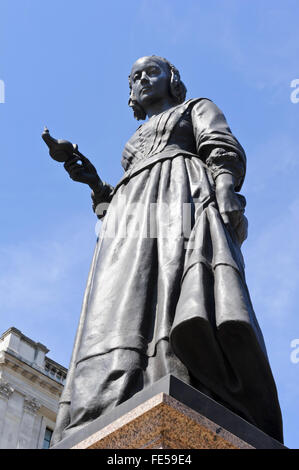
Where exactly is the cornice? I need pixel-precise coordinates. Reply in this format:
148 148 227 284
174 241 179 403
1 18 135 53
0 350 64 396
0 327 49 353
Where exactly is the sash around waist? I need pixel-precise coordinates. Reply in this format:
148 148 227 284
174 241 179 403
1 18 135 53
113 147 207 195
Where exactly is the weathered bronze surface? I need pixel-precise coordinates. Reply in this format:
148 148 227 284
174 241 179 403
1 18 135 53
43 56 283 446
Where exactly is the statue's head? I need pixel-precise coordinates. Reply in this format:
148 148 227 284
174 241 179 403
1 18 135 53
128 55 187 120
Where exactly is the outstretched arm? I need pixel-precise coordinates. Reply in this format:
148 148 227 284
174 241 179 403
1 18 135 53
42 128 114 218
64 156 114 219
90 180 114 219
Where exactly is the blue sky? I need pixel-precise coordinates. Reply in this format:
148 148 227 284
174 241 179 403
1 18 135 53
0 0 298 448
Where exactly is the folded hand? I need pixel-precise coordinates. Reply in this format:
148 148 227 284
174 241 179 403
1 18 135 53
215 173 248 245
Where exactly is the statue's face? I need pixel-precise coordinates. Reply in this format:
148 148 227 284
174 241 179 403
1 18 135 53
130 57 171 109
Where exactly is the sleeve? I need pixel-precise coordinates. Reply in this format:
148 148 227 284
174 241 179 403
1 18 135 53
91 181 114 220
191 99 246 191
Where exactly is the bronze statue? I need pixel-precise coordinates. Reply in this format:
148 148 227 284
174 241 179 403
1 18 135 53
43 56 283 445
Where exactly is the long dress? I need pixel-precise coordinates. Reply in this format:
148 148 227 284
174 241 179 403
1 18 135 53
52 98 283 445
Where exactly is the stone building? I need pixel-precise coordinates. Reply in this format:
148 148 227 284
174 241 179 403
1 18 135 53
0 327 67 449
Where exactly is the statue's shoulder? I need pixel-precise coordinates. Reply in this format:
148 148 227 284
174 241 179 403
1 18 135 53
186 98 228 122
178 97 213 115
185 97 214 109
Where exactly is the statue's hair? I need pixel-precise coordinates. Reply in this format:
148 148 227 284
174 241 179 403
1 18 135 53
128 55 187 121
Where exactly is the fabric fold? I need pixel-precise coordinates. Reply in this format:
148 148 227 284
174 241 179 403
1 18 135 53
53 98 283 446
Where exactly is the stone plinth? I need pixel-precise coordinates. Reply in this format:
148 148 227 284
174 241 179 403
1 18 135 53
52 375 286 450
72 393 251 449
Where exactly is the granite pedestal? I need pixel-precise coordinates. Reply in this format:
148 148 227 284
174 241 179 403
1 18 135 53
52 375 285 450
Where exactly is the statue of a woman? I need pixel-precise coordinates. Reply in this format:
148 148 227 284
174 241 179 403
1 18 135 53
46 56 283 445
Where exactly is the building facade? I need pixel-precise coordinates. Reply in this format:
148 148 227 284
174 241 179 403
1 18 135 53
0 327 67 449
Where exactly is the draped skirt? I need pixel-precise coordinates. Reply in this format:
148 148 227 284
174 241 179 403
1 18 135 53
52 153 283 445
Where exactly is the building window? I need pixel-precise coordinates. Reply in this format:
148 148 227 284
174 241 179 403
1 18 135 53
42 428 53 449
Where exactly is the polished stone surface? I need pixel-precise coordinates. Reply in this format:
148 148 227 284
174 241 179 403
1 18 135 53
72 393 252 449
52 375 286 450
